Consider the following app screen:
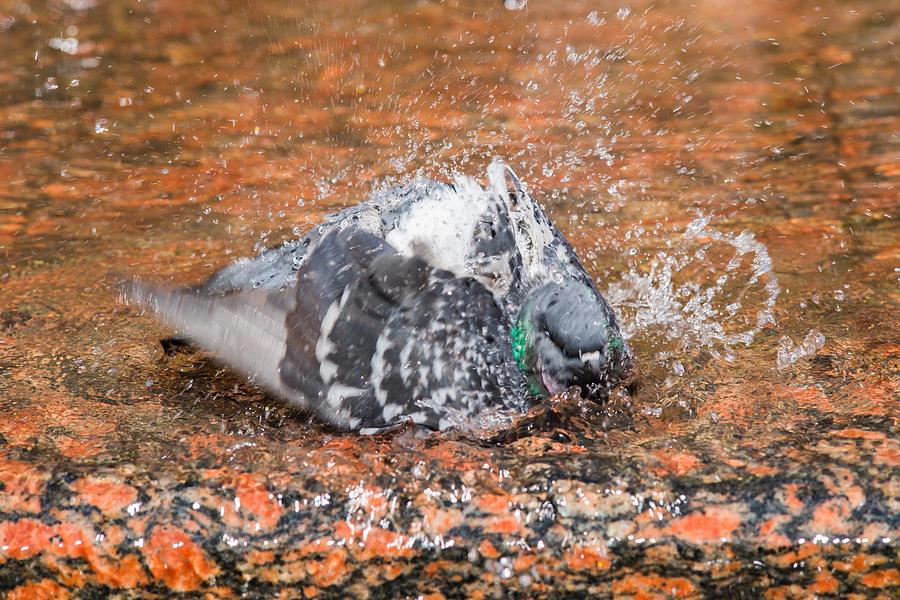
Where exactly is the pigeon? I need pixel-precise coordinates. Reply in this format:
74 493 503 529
125 160 634 432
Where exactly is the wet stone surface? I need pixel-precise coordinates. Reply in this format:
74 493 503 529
1 0 899 598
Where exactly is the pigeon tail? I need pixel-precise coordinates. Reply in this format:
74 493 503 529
122 280 295 401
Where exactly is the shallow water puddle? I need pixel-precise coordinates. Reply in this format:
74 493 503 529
0 0 898 597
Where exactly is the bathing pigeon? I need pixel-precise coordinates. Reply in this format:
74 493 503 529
126 160 633 432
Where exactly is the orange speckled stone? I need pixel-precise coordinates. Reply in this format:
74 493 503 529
0 520 55 560
649 506 743 544
232 473 284 529
70 476 138 515
612 574 696 599
6 579 71 600
145 526 218 591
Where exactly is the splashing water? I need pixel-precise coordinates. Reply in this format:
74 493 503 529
604 217 780 362
776 330 826 370
416 397 518 433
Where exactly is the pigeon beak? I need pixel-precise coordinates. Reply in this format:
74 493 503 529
541 370 566 396
579 349 602 372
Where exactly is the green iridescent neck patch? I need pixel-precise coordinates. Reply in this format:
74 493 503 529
509 317 529 373
608 332 623 351
509 314 546 397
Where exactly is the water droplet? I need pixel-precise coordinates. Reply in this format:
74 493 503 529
776 329 826 370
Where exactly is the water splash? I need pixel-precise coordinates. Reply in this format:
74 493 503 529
415 397 517 433
776 330 826 370
603 217 780 362
255 4 717 206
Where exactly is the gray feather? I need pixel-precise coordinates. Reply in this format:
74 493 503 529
123 281 295 401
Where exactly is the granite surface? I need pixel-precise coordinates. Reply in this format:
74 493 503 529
1 391 900 598
1 0 899 597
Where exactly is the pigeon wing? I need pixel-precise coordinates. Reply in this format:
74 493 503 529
278 229 530 431
196 204 379 295
198 237 312 294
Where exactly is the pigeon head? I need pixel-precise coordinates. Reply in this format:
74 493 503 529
510 283 632 399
